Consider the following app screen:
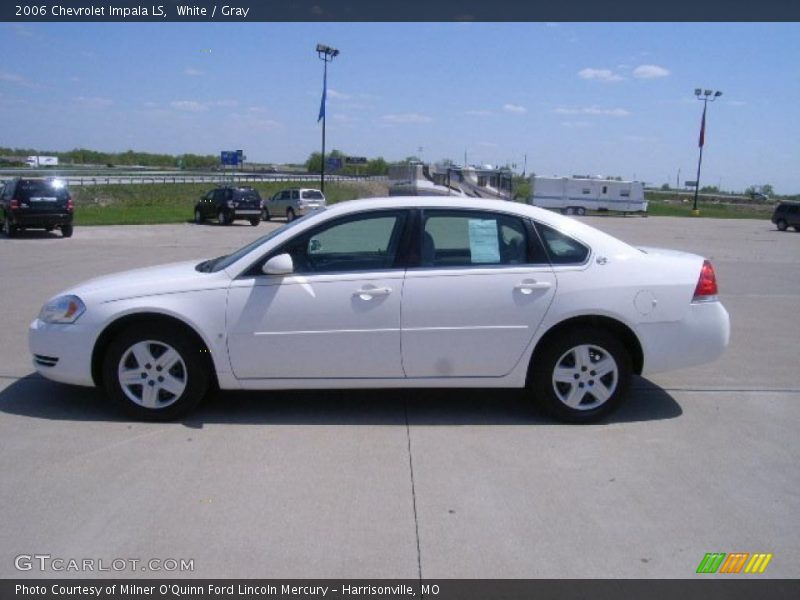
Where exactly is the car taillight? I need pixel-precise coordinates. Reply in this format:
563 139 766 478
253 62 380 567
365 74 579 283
693 260 718 301
10 198 19 210
66 196 74 211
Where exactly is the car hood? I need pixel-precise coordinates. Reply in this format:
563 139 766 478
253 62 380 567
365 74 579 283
61 260 231 303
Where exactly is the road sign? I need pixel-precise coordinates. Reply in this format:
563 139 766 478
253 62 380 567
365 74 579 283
685 180 698 187
220 151 239 166
345 156 368 165
327 157 343 171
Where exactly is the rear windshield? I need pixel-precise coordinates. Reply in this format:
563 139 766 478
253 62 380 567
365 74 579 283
236 189 262 201
17 181 70 201
302 190 324 200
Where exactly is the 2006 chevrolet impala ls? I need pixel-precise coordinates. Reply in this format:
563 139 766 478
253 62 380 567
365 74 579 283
29 197 729 422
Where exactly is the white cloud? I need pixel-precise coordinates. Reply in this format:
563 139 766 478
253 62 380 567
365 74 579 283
327 89 351 100
332 114 359 123
74 96 113 109
554 106 630 117
578 68 624 82
184 67 205 77
0 71 32 86
170 100 208 112
502 103 527 114
561 121 592 128
381 113 433 124
464 110 494 117
632 64 670 79
215 100 239 108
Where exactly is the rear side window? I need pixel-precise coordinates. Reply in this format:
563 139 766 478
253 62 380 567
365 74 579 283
302 190 324 200
421 210 536 267
16 181 69 201
535 223 590 265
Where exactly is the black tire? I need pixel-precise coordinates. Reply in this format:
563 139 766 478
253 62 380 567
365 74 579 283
102 324 210 421
262 207 271 221
776 219 788 231
529 328 631 423
249 217 260 226
576 207 586 216
61 224 73 238
3 216 16 238
194 208 204 224
286 208 296 222
218 210 229 226
794 226 800 232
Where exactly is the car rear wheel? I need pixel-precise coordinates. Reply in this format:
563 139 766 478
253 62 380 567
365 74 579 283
194 209 204 224
530 328 631 423
103 325 209 421
249 217 260 226
3 216 16 238
286 208 296 222
776 219 788 231
218 210 229 226
61 224 73 238
262 207 271 221
576 207 586 216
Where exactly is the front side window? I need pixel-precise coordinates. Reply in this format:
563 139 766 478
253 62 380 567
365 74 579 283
421 211 538 267
535 223 590 265
278 211 408 274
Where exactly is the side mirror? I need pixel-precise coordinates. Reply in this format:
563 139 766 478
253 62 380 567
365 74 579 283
262 253 294 276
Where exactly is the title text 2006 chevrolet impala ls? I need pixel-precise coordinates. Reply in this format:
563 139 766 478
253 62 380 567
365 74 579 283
29 197 729 422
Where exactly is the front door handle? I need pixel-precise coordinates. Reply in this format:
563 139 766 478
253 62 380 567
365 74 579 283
514 280 552 294
354 286 392 300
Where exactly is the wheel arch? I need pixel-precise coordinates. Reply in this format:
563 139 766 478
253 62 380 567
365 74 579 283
528 315 644 382
91 312 218 388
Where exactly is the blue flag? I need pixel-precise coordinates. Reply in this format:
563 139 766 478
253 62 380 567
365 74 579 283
318 68 327 122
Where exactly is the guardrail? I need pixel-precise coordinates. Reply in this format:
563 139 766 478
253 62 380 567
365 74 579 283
0 174 388 187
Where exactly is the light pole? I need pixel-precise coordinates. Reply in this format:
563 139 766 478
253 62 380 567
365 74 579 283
316 43 339 194
692 88 722 213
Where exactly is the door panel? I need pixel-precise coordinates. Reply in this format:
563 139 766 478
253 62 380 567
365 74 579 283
227 273 404 379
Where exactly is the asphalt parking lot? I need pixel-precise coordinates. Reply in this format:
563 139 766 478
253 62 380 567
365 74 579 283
0 215 798 579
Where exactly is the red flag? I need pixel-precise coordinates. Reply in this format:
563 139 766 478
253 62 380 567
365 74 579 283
699 104 707 148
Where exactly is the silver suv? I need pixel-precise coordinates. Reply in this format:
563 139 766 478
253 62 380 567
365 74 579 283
262 188 326 222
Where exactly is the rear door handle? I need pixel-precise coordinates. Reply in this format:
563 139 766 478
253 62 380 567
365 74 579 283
515 280 552 294
354 286 392 300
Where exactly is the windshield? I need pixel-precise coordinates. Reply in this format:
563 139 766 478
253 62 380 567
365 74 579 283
196 209 324 273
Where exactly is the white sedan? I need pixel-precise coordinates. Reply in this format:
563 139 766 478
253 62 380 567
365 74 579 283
29 197 730 423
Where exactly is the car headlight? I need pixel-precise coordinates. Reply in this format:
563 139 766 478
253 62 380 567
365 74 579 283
39 295 86 324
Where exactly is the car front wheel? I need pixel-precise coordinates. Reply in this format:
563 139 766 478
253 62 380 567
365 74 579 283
776 219 788 231
218 210 229 225
286 208 296 222
530 328 631 423
103 325 210 421
262 207 271 221
194 209 204 224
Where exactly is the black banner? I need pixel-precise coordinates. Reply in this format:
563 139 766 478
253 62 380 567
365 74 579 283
4 580 800 600
2 0 800 22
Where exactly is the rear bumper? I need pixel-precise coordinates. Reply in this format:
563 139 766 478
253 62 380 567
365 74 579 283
11 212 72 228
639 300 730 374
232 209 261 219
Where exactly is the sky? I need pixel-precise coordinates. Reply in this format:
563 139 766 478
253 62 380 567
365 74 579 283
1 22 799 193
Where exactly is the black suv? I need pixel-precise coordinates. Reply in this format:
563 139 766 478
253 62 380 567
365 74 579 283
771 201 800 232
194 187 262 226
1 178 74 238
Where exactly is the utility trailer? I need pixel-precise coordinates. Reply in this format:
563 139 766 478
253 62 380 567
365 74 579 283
529 175 647 215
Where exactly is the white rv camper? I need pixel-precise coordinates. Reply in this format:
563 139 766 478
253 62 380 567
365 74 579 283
388 163 513 201
26 156 59 168
529 175 647 215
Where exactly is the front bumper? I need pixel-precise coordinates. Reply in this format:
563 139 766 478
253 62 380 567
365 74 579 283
639 300 730 375
28 318 95 386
